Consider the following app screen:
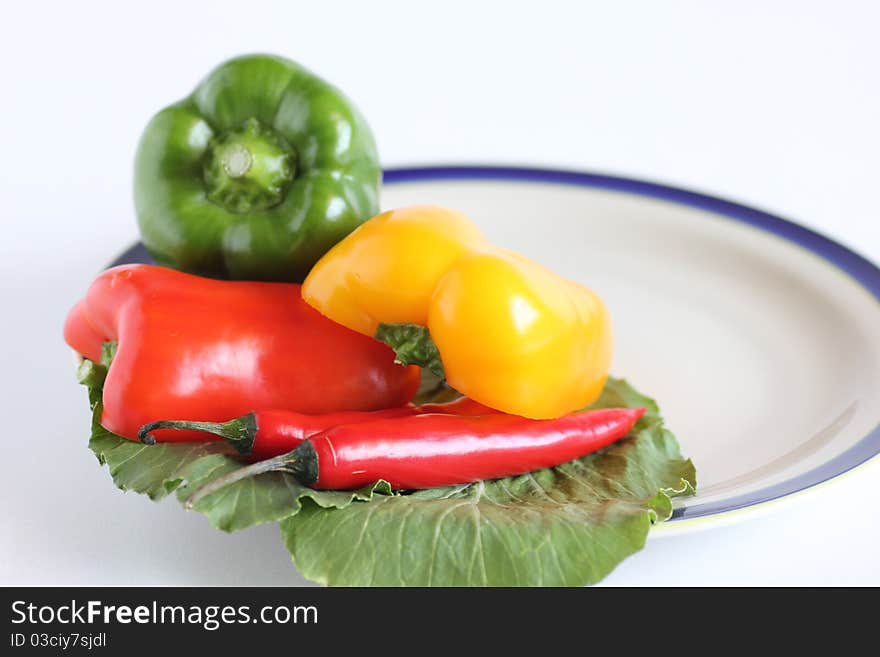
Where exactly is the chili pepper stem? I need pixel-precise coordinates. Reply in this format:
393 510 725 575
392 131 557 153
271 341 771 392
137 413 258 454
184 441 317 509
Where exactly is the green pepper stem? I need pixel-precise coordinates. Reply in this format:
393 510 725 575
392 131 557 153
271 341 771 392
202 117 295 213
222 144 253 178
184 451 300 509
184 441 318 509
138 413 258 454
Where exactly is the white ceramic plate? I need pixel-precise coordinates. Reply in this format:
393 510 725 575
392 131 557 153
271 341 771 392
114 165 880 531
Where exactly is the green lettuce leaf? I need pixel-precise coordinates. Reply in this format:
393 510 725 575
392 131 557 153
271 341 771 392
90 411 394 532
412 367 461 405
80 357 695 585
280 384 694 586
84 359 393 531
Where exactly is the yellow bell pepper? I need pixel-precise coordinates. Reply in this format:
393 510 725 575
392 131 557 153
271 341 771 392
302 205 612 419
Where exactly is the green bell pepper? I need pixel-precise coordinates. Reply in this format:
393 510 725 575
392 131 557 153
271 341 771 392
134 54 381 281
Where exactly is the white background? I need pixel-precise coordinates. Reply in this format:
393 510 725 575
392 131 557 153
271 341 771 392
1 1 878 585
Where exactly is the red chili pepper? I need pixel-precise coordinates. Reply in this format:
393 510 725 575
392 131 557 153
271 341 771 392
138 397 498 459
183 407 645 504
139 407 414 460
63 265 421 441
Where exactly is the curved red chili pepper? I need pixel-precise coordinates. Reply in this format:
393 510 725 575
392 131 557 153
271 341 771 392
182 406 646 503
138 397 500 459
139 407 415 460
306 407 645 490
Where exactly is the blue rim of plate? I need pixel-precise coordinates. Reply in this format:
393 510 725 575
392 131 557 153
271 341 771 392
114 164 880 522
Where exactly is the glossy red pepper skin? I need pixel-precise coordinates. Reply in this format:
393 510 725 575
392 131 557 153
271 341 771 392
243 409 417 459
64 265 421 442
140 407 416 459
305 407 645 490
185 407 645 503
139 397 499 458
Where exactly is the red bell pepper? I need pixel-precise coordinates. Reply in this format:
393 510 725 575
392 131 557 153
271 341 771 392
63 265 421 442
